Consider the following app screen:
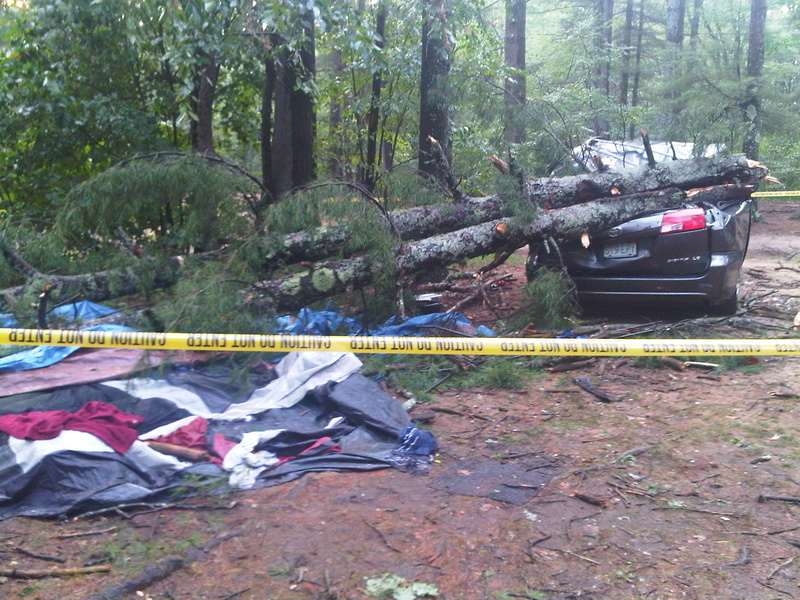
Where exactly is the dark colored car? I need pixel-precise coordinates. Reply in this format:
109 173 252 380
530 196 753 314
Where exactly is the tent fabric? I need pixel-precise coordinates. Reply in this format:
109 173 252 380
101 351 362 419
0 348 207 398
0 352 420 520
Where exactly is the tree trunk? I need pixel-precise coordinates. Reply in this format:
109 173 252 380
524 153 766 209
259 154 766 268
271 46 295 197
592 0 613 137
261 52 277 201
689 0 703 49
189 50 220 154
0 258 185 312
260 198 508 267
503 0 527 144
628 0 645 139
418 0 453 183
328 48 344 179
620 0 634 108
291 8 316 188
364 2 388 192
664 0 686 134
742 0 767 160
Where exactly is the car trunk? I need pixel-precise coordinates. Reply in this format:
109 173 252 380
549 197 752 279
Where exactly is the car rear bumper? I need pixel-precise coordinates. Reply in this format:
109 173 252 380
571 251 743 308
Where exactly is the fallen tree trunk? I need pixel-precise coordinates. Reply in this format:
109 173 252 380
525 154 767 209
254 188 692 312
261 155 766 268
260 197 505 267
0 256 187 313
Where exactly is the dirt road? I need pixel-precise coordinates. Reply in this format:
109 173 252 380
1 201 799 600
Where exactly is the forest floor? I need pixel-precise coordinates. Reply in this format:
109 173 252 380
1 200 800 600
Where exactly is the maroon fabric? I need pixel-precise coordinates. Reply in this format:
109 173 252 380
276 437 341 465
150 417 209 451
0 401 143 453
212 433 238 461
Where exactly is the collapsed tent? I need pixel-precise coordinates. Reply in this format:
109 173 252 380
0 351 436 520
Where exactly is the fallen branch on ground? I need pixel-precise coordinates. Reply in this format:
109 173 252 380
84 531 240 600
0 565 110 579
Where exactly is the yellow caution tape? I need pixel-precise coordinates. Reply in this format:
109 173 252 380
752 191 800 197
1 328 799 356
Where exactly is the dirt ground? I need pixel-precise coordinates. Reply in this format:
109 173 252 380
1 200 800 600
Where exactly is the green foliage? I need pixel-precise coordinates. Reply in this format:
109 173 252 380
505 269 578 332
0 0 165 214
148 259 265 335
56 154 256 253
362 353 541 401
453 356 541 390
364 573 438 600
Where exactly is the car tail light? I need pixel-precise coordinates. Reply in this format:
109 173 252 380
660 208 707 234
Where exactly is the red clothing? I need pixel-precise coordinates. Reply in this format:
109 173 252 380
0 401 143 453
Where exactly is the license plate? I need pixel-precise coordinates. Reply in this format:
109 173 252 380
603 241 637 258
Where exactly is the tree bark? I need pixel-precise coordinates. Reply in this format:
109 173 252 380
664 0 686 134
271 46 295 197
259 154 766 267
291 7 316 188
418 0 453 183
189 49 220 154
742 0 767 160
620 0 634 108
592 0 614 137
363 3 387 192
259 198 507 267
503 0 527 144
0 258 185 312
628 0 645 139
524 154 766 209
261 51 277 201
689 0 704 49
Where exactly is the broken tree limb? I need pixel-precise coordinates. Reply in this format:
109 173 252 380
0 565 111 578
0 257 185 313
260 157 763 269
84 530 240 600
428 135 466 202
0 231 42 279
13 546 66 563
259 197 506 267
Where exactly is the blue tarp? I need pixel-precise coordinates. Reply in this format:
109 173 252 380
276 307 495 338
0 302 133 374
1 303 493 374
0 324 134 374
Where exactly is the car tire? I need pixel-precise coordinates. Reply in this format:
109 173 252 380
710 290 739 316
